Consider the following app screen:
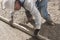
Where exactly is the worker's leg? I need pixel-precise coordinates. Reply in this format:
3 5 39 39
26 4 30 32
36 0 49 22
38 6 55 25
36 0 55 25
39 6 52 22
30 6 41 35
24 0 41 35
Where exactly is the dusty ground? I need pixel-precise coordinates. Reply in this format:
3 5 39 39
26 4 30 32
0 0 60 40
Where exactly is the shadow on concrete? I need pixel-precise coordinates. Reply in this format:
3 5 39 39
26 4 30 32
26 36 40 40
26 22 60 40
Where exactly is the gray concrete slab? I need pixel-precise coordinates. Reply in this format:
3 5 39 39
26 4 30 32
0 21 31 40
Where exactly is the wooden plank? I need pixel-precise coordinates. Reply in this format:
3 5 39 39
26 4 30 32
0 16 33 36
0 16 50 40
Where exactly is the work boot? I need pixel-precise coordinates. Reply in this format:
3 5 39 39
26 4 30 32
45 14 55 26
33 29 40 40
45 20 55 26
34 29 40 36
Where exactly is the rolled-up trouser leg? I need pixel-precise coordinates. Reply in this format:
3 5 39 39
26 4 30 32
24 0 41 29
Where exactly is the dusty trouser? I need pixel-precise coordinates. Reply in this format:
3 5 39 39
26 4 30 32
24 0 41 29
36 0 53 22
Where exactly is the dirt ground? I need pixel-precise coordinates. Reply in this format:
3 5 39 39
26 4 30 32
0 0 60 40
